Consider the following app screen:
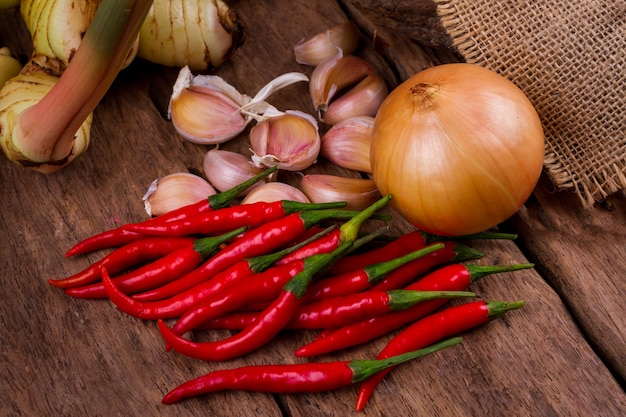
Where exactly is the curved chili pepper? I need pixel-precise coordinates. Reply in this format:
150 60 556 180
65 227 246 299
122 200 348 237
161 337 462 404
327 230 517 275
64 167 277 257
168 227 390 337
49 237 195 289
101 227 335 319
133 196 392 302
156 241 354 361
295 262 534 358
355 299 525 411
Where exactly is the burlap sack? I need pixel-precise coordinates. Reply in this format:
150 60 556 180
351 0 625 206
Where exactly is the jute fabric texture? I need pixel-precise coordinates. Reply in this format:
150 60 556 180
435 0 625 205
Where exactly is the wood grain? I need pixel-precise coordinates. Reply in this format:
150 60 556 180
1 1 625 416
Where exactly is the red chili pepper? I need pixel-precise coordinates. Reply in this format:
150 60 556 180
65 227 246 299
160 337 462 404
132 196 392 302
355 299 525 411
302 242 470 303
122 200 347 237
64 167 277 257
156 241 354 361
168 226 390 337
198 289 475 331
295 262 534 358
48 237 195 289
327 230 517 275
101 227 335 319
366 242 483 293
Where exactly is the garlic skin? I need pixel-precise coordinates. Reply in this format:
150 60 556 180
300 174 381 211
321 74 388 125
250 110 320 172
242 182 310 205
321 116 374 173
138 0 244 71
309 54 376 114
294 21 359 66
203 148 267 196
143 172 216 217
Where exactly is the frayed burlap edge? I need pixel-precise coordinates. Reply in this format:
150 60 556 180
433 0 626 206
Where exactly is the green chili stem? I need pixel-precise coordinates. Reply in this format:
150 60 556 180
386 290 476 311
207 166 278 209
362 243 445 283
193 227 248 257
349 337 463 382
486 300 525 318
467 263 534 283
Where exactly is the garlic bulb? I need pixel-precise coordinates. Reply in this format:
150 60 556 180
300 174 381 211
138 0 244 70
309 54 376 114
143 172 216 217
242 182 310 205
321 74 387 125
294 21 359 66
320 116 374 173
250 110 320 171
203 148 268 196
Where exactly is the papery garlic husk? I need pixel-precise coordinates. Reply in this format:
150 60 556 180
138 0 244 71
168 66 251 144
203 148 268 196
250 110 320 171
21 0 139 71
0 66 91 173
309 54 376 113
321 74 388 125
143 172 216 217
300 174 381 211
321 116 374 173
294 21 359 66
242 182 310 205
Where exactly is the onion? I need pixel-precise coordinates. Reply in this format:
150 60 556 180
370 63 545 236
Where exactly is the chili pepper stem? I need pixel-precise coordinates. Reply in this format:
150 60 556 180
467 263 534 283
192 227 247 256
208 166 278 209
386 290 475 311
362 242 444 283
349 337 462 383
450 244 484 262
486 300 525 318
423 231 518 243
338 195 392 244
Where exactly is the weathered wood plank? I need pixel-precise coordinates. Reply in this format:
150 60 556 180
1 1 625 417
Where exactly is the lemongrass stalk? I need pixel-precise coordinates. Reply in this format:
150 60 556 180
15 0 153 165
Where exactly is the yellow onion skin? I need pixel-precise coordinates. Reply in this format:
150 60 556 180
370 63 545 236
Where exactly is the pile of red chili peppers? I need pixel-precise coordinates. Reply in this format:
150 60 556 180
50 168 533 411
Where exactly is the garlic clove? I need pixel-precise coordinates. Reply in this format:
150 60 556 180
143 172 216 217
203 148 268 196
321 74 388 126
294 21 359 66
242 182 310 205
309 55 376 113
168 66 251 144
300 174 381 211
320 116 374 173
250 110 321 172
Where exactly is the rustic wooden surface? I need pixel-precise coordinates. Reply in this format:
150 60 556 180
1 1 625 416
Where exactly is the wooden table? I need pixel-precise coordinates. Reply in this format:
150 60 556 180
1 2 624 416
